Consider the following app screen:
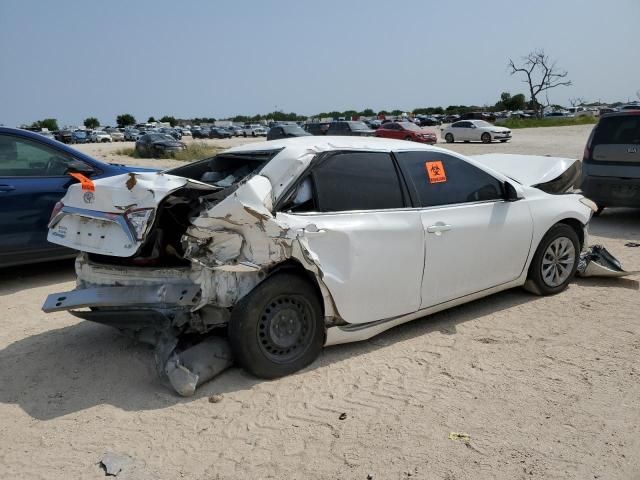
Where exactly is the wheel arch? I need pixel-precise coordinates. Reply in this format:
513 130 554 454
556 217 586 249
264 259 326 317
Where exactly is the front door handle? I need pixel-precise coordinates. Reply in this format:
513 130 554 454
426 224 452 235
0 184 16 193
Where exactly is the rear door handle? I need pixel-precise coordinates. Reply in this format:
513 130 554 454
0 184 16 192
426 224 452 235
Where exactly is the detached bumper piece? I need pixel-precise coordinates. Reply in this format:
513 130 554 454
577 245 639 278
42 284 233 397
42 284 201 312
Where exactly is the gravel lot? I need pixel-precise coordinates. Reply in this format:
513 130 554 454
1 125 639 480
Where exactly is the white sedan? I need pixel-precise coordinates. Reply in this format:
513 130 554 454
43 137 595 395
442 119 512 143
90 130 112 143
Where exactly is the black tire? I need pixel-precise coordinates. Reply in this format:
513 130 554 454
404 135 412 141
445 133 454 143
524 224 580 296
228 273 324 379
481 132 492 143
243 132 247 137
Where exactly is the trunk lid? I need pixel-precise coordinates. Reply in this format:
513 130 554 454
48 172 214 257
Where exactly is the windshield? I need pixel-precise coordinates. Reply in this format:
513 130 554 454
593 116 640 144
349 122 369 131
146 134 175 142
474 120 493 128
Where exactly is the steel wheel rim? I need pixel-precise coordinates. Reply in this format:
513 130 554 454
541 237 575 287
257 294 315 364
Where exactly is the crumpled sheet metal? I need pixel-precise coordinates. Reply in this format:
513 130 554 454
577 245 639 278
183 174 337 317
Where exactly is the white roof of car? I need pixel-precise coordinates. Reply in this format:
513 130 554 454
223 136 447 199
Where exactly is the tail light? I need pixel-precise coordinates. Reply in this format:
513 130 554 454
125 208 154 240
49 201 64 223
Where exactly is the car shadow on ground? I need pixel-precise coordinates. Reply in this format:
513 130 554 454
0 287 546 420
0 259 76 296
589 208 640 241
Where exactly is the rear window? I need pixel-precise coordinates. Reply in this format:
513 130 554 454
593 116 640 145
166 149 282 186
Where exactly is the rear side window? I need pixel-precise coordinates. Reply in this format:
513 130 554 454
311 152 406 212
396 151 503 207
593 116 640 145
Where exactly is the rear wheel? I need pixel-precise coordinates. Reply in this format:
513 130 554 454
228 273 324 379
445 133 454 143
524 224 580 296
481 132 492 143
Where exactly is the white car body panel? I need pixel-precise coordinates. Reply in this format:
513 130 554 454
419 198 533 307
471 154 578 186
48 172 215 256
278 209 424 323
46 137 592 343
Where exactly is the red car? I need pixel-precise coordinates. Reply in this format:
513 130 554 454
374 121 437 144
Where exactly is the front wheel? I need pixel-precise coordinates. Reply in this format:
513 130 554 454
524 224 580 296
445 133 454 143
481 132 492 143
228 273 324 379
404 135 412 141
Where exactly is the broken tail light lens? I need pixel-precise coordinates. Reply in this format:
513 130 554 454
125 208 154 240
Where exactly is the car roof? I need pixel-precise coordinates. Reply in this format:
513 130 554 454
222 136 508 200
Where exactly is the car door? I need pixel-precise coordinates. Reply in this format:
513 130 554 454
0 133 92 265
449 121 466 141
395 150 533 308
468 121 482 141
276 150 424 324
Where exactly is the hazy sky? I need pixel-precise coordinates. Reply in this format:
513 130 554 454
1 0 638 127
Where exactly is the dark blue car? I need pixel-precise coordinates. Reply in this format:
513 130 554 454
0 127 156 267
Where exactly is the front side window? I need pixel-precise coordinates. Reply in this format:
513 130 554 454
396 151 503 207
283 151 406 213
0 134 90 177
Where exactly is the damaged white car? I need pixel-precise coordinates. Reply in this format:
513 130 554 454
43 137 598 395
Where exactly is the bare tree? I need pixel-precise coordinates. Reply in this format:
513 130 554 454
569 97 586 107
508 49 572 117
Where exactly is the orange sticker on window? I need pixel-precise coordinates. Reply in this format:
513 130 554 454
69 172 95 191
425 161 447 183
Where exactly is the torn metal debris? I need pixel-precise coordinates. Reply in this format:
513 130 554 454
577 245 639 278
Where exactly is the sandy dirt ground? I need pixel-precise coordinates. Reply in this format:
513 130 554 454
1 125 639 480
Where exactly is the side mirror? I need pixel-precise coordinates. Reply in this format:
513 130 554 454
503 181 522 201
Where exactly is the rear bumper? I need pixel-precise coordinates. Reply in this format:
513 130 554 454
581 176 640 207
42 283 200 314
